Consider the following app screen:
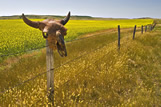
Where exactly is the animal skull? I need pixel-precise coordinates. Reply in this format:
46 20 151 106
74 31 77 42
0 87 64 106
22 12 70 57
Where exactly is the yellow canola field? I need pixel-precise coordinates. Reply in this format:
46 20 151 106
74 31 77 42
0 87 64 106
0 19 153 56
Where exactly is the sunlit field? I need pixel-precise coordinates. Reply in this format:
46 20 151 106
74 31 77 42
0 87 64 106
0 19 160 106
0 19 153 56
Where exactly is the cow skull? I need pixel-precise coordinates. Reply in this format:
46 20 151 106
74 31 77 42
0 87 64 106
22 12 70 57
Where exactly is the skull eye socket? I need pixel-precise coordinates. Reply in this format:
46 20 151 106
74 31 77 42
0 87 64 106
42 32 48 38
44 32 47 35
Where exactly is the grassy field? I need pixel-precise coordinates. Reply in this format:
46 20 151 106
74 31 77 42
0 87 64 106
0 18 160 106
0 19 153 59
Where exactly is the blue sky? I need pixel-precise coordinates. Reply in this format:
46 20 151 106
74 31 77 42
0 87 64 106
0 0 161 18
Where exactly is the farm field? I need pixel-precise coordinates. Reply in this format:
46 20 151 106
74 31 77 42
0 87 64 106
0 19 153 59
0 19 161 106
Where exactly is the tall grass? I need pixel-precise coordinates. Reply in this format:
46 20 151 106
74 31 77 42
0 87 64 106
0 23 161 106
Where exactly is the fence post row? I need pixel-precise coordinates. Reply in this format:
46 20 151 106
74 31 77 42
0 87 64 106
118 25 120 50
133 25 136 40
46 40 54 104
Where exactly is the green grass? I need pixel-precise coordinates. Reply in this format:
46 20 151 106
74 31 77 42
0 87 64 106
0 22 161 106
0 19 153 58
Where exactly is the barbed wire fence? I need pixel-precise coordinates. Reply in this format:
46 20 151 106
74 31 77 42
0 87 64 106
0 24 156 85
0 23 156 105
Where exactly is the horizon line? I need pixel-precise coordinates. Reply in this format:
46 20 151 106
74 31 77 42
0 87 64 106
0 14 158 19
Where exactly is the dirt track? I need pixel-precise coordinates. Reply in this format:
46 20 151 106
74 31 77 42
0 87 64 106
79 27 134 39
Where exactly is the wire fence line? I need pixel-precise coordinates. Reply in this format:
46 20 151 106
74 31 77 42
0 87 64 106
0 24 151 94
0 24 157 107
0 24 156 95
0 39 113 95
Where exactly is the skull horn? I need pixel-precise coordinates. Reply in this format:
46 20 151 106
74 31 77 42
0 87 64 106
60 12 71 25
22 13 39 28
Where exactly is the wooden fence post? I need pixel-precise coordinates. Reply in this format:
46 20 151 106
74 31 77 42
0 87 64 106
46 40 54 105
150 25 152 31
141 25 143 34
145 26 147 32
118 25 120 50
133 25 136 40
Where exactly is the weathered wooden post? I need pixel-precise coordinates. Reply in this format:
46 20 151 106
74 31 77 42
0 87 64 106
118 25 120 50
133 25 136 40
46 40 54 104
150 25 152 31
145 25 147 32
141 25 143 34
